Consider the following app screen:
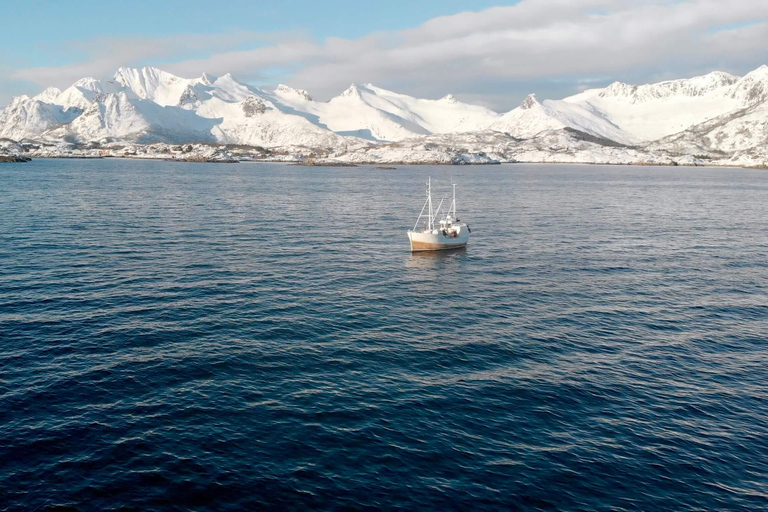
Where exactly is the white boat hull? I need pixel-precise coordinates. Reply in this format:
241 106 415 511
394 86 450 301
408 229 469 252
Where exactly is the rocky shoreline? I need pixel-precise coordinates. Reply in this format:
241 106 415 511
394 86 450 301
0 155 31 163
293 160 358 167
3 139 768 168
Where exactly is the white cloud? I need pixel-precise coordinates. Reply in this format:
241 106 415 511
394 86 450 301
8 30 276 91
6 0 768 111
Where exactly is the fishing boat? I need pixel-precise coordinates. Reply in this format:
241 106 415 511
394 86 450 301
407 177 470 252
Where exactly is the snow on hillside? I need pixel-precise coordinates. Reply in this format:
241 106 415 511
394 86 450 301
211 106 352 149
485 69 764 145
597 71 739 103
269 83 429 141
551 70 767 142
324 127 692 166
46 92 217 144
112 67 201 106
269 82 499 141
54 84 102 111
646 101 768 155
728 65 768 104
0 95 80 141
489 94 565 137
274 84 312 102
348 84 498 134
33 87 62 103
489 93 635 144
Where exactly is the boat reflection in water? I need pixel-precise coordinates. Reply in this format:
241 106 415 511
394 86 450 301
405 245 467 269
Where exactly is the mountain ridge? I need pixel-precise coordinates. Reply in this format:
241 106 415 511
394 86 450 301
2 65 768 166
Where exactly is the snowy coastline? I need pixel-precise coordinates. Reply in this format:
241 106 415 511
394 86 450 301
3 65 768 168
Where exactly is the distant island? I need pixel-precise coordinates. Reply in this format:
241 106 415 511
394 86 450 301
2 66 768 167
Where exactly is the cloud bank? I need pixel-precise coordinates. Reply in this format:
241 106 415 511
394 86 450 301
7 0 768 110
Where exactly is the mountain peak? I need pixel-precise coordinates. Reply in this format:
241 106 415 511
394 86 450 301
34 87 62 103
275 84 312 101
113 66 181 86
707 70 739 80
598 71 739 104
8 95 31 106
113 66 144 80
72 77 103 92
441 94 458 104
742 64 768 80
211 73 243 88
177 85 200 107
730 65 768 105
200 73 215 86
520 94 539 110
340 84 361 98
601 81 637 98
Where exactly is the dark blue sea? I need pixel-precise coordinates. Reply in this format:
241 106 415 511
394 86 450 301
1 158 767 510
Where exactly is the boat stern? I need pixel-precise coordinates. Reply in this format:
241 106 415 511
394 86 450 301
407 228 469 252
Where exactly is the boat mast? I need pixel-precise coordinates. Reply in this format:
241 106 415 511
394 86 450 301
452 182 456 218
428 177 433 231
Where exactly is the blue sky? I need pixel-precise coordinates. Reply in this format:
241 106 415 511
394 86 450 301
0 0 511 68
2 0 768 110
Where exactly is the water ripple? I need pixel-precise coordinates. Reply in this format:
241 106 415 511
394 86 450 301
1 160 767 510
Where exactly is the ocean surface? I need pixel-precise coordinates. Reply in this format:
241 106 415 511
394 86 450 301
1 158 767 510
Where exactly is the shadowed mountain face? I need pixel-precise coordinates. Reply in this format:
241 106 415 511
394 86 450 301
2 66 768 165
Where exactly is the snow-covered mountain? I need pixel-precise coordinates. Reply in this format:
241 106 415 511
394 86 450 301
3 65 768 166
496 69 768 146
552 71 745 142
272 82 498 141
489 93 633 144
647 100 768 155
0 95 82 141
0 67 360 148
0 67 505 147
